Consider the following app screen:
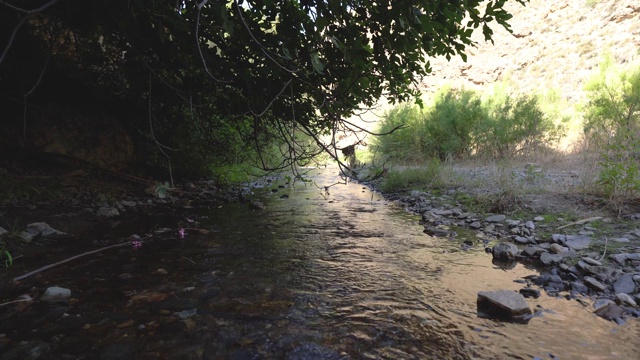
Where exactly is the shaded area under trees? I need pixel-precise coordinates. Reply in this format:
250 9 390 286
0 0 527 179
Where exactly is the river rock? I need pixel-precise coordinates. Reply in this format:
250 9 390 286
249 200 266 210
519 288 541 298
564 235 592 250
576 261 599 274
571 281 589 293
506 219 520 227
540 252 563 265
611 237 630 243
423 227 455 238
611 253 640 264
486 214 506 223
549 243 564 254
287 343 343 360
613 274 636 294
534 216 545 222
120 200 137 207
582 257 602 266
513 236 530 245
522 245 541 257
491 242 519 260
584 276 607 292
594 303 624 321
477 290 532 321
551 234 565 243
24 222 66 239
525 221 535 230
99 342 138 360
97 206 120 218
1 340 51 360
615 293 637 307
41 286 71 302
469 221 482 229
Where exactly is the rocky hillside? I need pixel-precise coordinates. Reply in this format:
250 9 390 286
422 0 640 104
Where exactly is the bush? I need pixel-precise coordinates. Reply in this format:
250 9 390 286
373 86 565 162
476 93 565 158
583 58 640 201
422 88 484 159
372 103 424 163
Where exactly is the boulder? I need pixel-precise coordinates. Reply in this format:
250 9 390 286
477 290 532 322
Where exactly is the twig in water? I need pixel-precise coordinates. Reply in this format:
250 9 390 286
0 296 33 308
13 241 131 282
181 256 196 264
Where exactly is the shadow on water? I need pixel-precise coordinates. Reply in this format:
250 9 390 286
0 167 638 359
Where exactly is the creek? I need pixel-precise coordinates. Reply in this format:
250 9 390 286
1 167 638 359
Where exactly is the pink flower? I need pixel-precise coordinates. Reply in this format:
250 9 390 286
131 240 142 249
178 228 186 239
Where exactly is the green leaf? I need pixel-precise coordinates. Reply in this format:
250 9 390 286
3 250 12 267
310 52 325 74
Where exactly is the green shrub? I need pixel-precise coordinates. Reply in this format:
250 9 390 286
476 93 564 158
372 103 424 163
373 85 565 162
583 58 640 201
422 88 484 159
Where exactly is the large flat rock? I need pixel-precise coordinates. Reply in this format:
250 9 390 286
477 290 532 322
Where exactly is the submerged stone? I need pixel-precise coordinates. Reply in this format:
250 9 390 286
41 286 71 302
477 290 532 322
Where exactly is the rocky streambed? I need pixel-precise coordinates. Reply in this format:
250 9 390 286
384 188 640 324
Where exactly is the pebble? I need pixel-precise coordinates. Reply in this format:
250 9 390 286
525 221 535 230
534 216 545 222
514 236 530 244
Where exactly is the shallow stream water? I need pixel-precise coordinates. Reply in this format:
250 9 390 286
1 167 638 359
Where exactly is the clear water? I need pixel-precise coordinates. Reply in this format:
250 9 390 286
1 167 638 359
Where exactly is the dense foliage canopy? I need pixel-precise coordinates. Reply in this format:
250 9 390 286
0 0 526 176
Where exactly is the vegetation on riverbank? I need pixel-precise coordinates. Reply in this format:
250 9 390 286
370 57 640 216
